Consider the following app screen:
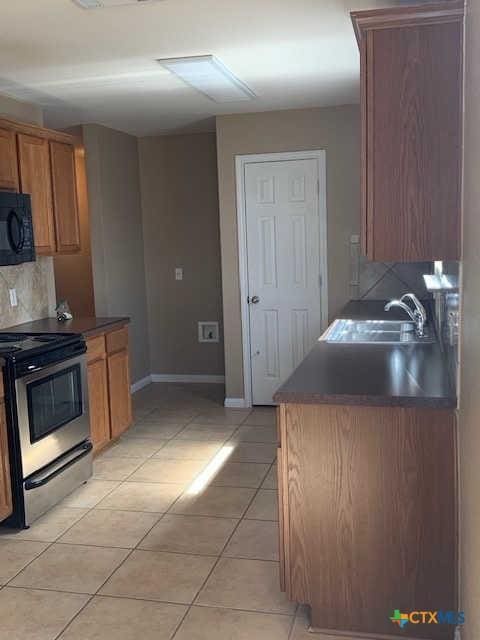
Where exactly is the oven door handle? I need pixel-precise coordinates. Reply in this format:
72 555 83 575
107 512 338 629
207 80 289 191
24 441 92 490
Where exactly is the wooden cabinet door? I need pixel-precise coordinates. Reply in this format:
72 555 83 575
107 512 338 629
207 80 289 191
0 128 19 191
353 3 463 261
87 357 111 454
17 133 56 255
283 403 456 637
50 141 80 253
107 349 132 439
0 401 13 522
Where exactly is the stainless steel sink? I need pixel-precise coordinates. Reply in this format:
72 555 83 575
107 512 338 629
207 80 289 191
320 319 436 344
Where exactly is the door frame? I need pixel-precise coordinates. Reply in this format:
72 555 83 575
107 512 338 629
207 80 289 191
235 150 328 407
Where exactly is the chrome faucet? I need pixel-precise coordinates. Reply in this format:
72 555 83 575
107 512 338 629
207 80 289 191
384 293 427 336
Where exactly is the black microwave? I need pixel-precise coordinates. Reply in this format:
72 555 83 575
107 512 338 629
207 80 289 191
0 191 36 266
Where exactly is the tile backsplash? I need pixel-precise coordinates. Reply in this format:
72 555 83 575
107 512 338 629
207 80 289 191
351 258 433 301
350 255 460 395
0 257 56 329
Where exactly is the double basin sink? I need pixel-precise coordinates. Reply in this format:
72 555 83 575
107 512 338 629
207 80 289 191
320 319 435 344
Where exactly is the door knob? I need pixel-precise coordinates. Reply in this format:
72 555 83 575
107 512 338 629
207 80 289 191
249 295 260 304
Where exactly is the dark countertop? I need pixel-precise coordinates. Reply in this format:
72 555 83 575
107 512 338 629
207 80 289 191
2 316 130 339
273 300 456 409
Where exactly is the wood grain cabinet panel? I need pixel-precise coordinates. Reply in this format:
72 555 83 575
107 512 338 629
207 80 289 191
17 133 56 255
278 403 457 639
352 2 464 261
85 326 132 454
50 141 80 253
0 128 19 191
106 327 128 355
86 335 106 364
0 401 13 523
3 118 82 257
87 356 111 454
107 349 132 440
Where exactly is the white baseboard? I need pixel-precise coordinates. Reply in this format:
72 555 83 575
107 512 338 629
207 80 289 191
131 375 152 394
224 397 251 409
151 374 225 384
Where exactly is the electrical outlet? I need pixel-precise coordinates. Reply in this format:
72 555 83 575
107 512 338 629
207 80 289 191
9 289 18 307
175 268 183 281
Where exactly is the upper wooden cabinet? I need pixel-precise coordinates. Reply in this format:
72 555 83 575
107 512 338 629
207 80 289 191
18 134 57 255
50 141 81 253
0 117 82 256
351 1 464 262
0 128 19 191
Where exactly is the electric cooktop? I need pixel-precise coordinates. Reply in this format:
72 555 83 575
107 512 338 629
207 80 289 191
0 332 81 358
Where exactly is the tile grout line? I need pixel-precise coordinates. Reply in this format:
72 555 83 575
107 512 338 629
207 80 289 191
3 398 282 638
1 462 277 582
53 593 96 640
1 467 140 588
166 407 266 639
82 409 258 571
6 581 296 618
287 608 299 640
50 496 168 640
2 506 99 585
169 467 261 639
169 458 283 638
116 402 259 640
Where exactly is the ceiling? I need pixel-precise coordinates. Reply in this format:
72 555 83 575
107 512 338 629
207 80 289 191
0 0 400 136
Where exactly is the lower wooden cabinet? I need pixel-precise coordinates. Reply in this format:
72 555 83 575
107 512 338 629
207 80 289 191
277 403 457 639
0 395 13 522
87 355 111 454
86 325 132 454
108 349 132 439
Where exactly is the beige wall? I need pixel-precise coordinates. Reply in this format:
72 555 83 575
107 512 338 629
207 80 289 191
459 0 480 637
82 124 150 384
0 94 57 328
216 105 360 399
0 93 43 126
138 133 224 376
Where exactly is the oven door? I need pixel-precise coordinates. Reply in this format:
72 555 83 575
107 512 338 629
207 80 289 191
15 354 90 479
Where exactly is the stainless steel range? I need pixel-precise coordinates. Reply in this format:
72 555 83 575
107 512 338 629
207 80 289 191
0 332 91 528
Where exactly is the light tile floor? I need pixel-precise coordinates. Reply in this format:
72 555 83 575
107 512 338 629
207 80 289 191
0 383 340 639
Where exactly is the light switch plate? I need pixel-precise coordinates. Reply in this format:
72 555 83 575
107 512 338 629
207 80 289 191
175 268 183 281
9 288 18 307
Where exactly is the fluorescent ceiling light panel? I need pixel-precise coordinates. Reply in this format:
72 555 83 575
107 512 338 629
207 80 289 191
73 0 163 8
157 55 256 103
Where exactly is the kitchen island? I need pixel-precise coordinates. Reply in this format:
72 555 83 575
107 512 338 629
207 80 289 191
273 301 457 640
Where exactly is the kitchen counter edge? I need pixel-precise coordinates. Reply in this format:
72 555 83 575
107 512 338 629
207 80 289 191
273 300 457 410
2 317 130 339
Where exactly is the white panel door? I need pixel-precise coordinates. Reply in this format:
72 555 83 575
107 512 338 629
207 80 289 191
245 158 325 405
